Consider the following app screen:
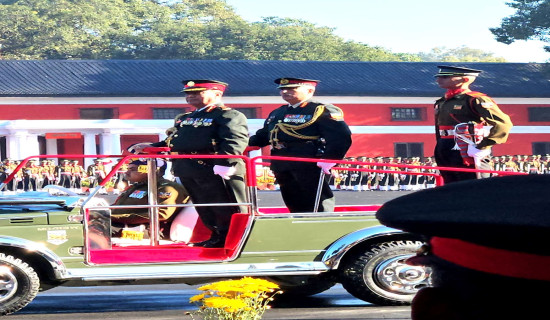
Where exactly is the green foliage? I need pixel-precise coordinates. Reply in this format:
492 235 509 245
417 46 507 62
490 0 550 52
0 0 416 61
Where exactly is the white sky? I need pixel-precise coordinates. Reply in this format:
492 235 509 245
224 0 550 63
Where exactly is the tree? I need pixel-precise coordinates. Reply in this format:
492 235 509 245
417 46 507 62
0 0 418 61
491 0 550 52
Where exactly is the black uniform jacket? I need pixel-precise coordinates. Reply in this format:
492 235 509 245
249 100 352 171
153 104 249 178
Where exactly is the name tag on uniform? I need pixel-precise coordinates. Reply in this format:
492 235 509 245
129 190 147 199
453 105 462 110
283 114 311 123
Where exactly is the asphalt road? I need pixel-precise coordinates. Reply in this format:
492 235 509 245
13 284 412 320
255 189 415 207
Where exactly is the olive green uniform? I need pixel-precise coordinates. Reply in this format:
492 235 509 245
434 92 512 183
111 178 189 238
152 104 249 244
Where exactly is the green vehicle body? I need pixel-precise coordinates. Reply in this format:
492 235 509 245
0 155 432 315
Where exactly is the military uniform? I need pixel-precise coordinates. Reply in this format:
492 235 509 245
249 78 352 212
151 79 248 247
23 159 41 191
376 175 550 319
57 160 73 189
434 66 513 183
111 178 189 239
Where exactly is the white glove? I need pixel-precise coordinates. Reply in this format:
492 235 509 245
127 143 152 154
467 145 491 159
317 162 336 175
213 165 236 180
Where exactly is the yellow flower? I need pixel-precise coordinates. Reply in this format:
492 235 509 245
203 296 247 310
189 293 205 303
189 277 281 320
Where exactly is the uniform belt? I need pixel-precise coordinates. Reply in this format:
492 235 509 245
272 141 314 149
439 129 455 139
171 150 214 155
170 151 214 166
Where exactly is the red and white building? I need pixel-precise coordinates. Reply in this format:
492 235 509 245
1 60 549 168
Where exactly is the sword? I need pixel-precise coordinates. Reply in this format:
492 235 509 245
453 123 489 179
313 170 325 213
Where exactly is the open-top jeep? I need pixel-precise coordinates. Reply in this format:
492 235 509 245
0 152 437 315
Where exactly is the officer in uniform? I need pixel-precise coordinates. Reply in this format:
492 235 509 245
135 79 249 248
434 66 513 183
249 77 352 212
376 175 550 319
111 159 190 239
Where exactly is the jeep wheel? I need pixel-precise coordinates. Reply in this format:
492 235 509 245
0 253 40 316
340 240 431 306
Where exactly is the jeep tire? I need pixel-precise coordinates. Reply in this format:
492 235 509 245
0 253 40 316
340 240 431 306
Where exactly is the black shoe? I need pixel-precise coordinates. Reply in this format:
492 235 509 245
189 238 225 248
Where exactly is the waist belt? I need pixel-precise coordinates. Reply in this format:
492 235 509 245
171 150 214 155
272 141 314 150
439 129 455 137
170 151 215 166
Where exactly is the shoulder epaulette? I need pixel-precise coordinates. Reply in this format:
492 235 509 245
174 112 192 120
205 105 232 112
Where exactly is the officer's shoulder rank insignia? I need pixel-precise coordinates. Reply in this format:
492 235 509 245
158 191 172 199
478 96 496 109
481 102 495 109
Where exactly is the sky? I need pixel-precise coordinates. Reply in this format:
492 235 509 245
224 0 549 63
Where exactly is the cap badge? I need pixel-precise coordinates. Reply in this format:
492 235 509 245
186 81 195 87
280 78 289 85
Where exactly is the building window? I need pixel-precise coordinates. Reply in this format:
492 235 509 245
234 107 258 119
80 108 116 119
394 142 424 158
153 108 188 119
528 107 550 122
533 142 550 155
391 108 424 121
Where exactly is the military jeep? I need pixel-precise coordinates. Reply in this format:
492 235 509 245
0 153 433 315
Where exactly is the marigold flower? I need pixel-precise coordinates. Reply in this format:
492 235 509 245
189 293 205 303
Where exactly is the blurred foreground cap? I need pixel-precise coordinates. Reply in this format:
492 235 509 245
376 175 550 280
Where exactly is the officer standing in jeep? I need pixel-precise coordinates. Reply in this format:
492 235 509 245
434 66 513 183
249 77 352 213
132 79 249 248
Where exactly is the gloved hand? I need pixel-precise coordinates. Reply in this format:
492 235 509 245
467 145 491 159
213 165 236 180
317 162 336 175
127 143 153 154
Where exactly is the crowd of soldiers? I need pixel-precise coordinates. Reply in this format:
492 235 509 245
257 153 550 191
2 153 549 194
329 154 550 191
0 158 129 194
